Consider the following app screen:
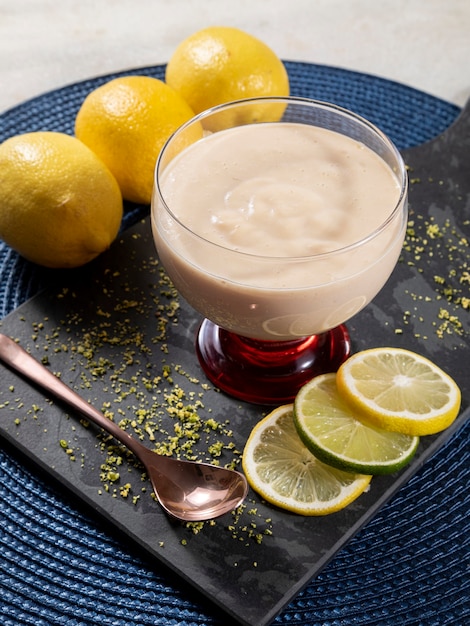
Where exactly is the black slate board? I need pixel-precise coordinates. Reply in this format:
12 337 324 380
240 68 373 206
0 75 469 625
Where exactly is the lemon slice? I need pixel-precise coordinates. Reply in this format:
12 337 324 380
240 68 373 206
242 405 372 515
294 373 420 475
336 347 461 436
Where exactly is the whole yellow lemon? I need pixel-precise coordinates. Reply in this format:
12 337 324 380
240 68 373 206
165 26 290 123
0 131 123 268
75 76 196 204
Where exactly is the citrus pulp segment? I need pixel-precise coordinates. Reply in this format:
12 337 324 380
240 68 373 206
294 373 420 475
242 405 372 515
336 347 461 436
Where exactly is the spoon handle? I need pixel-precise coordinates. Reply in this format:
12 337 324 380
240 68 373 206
0 333 147 459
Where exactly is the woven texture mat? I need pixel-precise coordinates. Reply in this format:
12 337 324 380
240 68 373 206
0 63 468 625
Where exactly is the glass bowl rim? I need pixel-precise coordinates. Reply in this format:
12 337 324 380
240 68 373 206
152 95 408 262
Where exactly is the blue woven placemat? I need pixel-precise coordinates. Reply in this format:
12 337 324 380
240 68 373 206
0 63 468 626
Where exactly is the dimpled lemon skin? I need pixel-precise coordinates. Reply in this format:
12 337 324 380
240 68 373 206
75 76 196 205
0 131 123 269
165 26 290 118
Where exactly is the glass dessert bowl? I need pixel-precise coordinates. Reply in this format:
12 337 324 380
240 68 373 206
151 97 408 405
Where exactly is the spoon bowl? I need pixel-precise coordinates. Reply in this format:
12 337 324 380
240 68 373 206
0 333 248 521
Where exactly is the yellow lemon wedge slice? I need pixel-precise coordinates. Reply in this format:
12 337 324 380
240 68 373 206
336 347 461 436
242 405 372 515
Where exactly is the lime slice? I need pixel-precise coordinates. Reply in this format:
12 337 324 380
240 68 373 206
294 373 420 475
336 347 461 436
242 404 372 515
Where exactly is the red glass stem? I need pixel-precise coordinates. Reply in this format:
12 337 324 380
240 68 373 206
196 319 351 405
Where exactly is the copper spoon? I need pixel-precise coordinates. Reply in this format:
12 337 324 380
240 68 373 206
0 333 248 521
